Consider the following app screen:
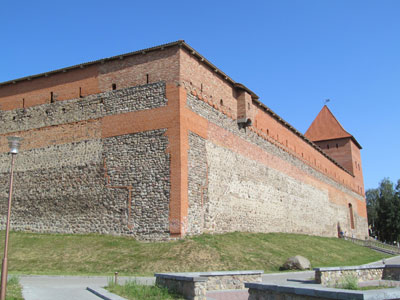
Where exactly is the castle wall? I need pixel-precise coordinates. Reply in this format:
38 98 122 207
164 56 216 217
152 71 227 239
0 47 179 111
187 132 208 235
0 42 368 239
179 48 241 119
253 107 359 194
0 82 171 240
98 47 180 92
179 47 363 197
0 65 100 110
186 93 368 238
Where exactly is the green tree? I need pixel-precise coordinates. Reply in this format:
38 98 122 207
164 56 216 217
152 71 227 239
366 188 379 233
367 178 400 243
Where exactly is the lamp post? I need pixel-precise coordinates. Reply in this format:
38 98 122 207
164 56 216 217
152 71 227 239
0 136 21 300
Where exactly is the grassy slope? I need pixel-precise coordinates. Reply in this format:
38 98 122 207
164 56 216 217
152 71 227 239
2 231 389 276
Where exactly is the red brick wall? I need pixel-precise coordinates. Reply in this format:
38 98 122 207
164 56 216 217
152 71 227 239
0 47 180 111
0 65 100 109
315 139 354 174
179 48 243 119
98 47 180 92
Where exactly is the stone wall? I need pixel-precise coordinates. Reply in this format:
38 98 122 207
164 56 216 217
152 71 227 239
0 81 167 135
0 82 171 240
315 266 385 286
206 273 261 290
155 277 207 300
155 270 263 300
186 93 368 238
0 129 170 239
315 265 400 287
187 132 208 235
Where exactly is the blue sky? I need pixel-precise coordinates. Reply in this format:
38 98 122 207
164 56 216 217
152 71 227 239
1 0 399 190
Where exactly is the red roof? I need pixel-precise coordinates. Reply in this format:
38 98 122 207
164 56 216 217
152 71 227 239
305 106 362 149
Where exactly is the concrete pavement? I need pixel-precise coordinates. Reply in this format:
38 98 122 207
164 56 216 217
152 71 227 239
362 254 400 267
19 275 154 300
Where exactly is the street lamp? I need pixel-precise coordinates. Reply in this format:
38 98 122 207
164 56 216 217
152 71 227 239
0 136 22 300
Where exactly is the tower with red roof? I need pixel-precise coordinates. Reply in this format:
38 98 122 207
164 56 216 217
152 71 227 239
305 105 365 195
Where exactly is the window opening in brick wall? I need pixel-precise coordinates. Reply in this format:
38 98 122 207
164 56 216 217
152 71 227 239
327 144 330 149
267 129 269 135
146 74 149 84
112 83 117 90
22 98 25 108
248 103 250 110
201 83 203 92
336 143 339 148
50 92 54 103
220 99 223 106
348 203 355 229
79 87 83 98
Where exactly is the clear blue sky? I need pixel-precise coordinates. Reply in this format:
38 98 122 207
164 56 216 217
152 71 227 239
1 0 399 190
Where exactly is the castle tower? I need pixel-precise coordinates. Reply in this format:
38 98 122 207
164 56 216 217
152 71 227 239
305 105 365 195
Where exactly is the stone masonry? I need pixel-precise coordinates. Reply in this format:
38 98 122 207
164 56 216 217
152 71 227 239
0 41 368 239
186 93 367 238
0 83 170 240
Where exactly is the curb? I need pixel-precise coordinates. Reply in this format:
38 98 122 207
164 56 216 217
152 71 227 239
87 287 128 300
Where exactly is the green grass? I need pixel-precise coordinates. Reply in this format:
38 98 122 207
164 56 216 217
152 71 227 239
0 231 390 276
336 274 359 290
359 285 395 290
6 276 23 300
107 280 184 300
335 275 396 290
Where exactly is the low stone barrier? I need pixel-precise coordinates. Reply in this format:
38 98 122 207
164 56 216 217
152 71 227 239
155 274 207 300
315 265 385 286
315 264 400 286
245 282 400 300
155 270 263 300
384 265 400 281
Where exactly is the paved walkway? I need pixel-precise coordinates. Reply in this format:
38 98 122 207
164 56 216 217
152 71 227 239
19 275 154 300
17 256 400 300
362 254 400 266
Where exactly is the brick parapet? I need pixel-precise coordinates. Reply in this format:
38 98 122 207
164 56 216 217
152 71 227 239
0 45 179 111
186 93 364 202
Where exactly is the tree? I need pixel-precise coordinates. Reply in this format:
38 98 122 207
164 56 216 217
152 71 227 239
366 188 379 233
366 178 400 243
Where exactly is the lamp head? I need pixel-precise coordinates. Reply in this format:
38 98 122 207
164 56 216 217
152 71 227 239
7 136 22 154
